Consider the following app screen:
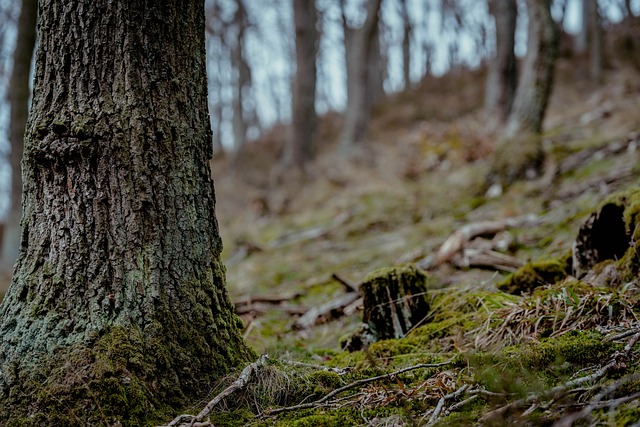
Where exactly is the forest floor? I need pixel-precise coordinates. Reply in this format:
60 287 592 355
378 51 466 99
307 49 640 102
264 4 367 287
194 49 640 426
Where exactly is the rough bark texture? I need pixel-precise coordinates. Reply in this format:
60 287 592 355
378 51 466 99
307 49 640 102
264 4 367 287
338 0 382 150
1 0 37 269
506 0 558 136
0 0 253 423
484 0 517 127
287 0 319 168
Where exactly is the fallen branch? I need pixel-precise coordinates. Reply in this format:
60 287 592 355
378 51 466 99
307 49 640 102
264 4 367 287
234 292 304 307
294 292 361 330
421 215 538 269
426 384 470 426
162 355 269 427
279 359 351 375
235 301 307 316
553 374 640 427
331 273 359 293
262 360 453 417
453 248 523 272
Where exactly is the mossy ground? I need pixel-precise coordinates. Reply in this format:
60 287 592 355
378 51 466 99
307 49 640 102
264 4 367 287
204 55 640 424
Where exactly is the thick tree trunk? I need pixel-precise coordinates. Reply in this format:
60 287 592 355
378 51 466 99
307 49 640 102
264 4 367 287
484 0 517 127
0 0 253 423
338 0 382 150
506 0 558 136
0 0 37 270
286 0 319 169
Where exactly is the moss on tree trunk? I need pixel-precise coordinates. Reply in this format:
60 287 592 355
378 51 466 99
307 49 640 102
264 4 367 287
0 0 254 424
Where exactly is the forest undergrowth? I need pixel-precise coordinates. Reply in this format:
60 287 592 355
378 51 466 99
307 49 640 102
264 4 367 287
191 51 640 426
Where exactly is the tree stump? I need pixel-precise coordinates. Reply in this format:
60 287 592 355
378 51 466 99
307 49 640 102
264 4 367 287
571 189 640 286
344 265 430 351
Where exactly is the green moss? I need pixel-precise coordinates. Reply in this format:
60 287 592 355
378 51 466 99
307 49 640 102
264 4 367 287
0 327 171 426
0 319 254 427
307 370 343 390
209 409 255 427
471 330 622 399
515 330 621 368
497 253 571 295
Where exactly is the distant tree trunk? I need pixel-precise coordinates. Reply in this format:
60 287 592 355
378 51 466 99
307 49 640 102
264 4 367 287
0 0 253 423
400 0 412 89
230 0 253 166
339 0 383 151
584 0 603 82
1 0 37 269
506 0 558 136
286 0 319 169
484 0 517 128
367 24 385 106
488 0 558 190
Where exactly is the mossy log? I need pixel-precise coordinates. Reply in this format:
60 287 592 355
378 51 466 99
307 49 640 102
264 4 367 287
344 265 430 351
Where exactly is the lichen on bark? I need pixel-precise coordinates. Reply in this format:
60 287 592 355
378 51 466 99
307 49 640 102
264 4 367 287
0 0 253 423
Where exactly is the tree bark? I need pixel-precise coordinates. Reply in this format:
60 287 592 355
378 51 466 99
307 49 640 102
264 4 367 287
400 0 412 89
338 0 382 150
286 0 319 169
1 0 37 269
230 0 253 166
585 0 603 83
484 0 517 127
488 0 558 189
506 0 558 136
0 0 253 422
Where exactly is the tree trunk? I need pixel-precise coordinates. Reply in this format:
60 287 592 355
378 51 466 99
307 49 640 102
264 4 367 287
484 0 517 128
0 0 37 270
506 0 558 136
338 0 382 151
231 0 253 166
585 0 603 83
400 0 412 89
367 24 385 106
488 0 558 190
286 0 319 169
0 0 253 423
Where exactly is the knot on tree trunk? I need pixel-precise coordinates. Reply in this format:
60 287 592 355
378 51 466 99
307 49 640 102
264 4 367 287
344 265 430 351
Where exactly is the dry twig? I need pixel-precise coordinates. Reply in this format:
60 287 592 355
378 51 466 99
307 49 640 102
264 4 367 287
162 355 269 427
262 360 453 417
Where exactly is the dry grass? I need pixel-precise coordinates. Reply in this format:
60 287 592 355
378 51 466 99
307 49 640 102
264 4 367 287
472 281 639 350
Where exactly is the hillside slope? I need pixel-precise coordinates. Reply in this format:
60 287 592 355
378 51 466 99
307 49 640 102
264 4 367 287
200 47 640 425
